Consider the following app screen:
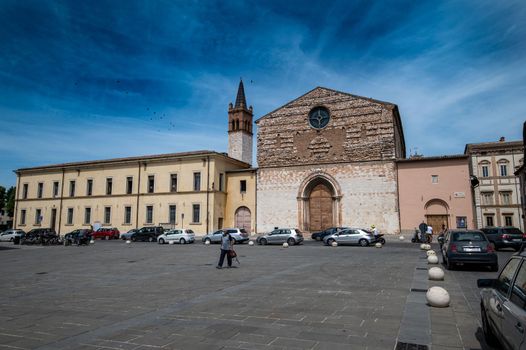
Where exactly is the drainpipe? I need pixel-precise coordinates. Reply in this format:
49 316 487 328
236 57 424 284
135 162 142 229
254 169 257 234
57 168 65 235
13 171 21 229
206 156 210 234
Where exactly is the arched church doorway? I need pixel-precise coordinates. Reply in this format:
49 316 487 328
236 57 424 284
309 183 333 231
235 206 251 233
425 199 449 232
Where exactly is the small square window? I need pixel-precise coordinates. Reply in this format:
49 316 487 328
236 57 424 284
240 180 247 192
431 175 438 184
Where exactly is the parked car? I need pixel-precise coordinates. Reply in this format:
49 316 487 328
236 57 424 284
478 251 526 349
202 228 250 244
120 229 138 240
256 228 303 246
0 229 25 242
481 226 524 251
323 228 375 247
64 229 92 246
439 229 498 271
92 227 120 240
130 226 164 242
158 229 195 244
21 228 59 245
311 227 348 241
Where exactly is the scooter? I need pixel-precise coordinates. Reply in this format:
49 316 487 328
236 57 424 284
411 229 431 243
373 233 386 245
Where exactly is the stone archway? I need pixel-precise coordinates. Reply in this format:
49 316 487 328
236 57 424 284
297 172 342 232
425 199 450 231
234 206 251 233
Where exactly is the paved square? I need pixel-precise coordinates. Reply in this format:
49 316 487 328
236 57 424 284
0 240 512 349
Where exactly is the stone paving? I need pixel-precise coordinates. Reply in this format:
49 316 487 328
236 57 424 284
0 238 513 349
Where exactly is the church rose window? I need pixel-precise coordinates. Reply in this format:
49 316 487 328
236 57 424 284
308 106 330 129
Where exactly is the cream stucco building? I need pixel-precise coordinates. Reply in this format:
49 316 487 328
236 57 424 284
13 83 256 235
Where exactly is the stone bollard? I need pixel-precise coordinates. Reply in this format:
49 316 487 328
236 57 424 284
169 240 174 245
248 241 254 246
282 242 289 248
426 286 450 307
375 242 382 248
399 236 405 241
426 250 436 256
126 240 131 244
428 255 439 264
204 240 210 245
428 267 445 281
90 239 95 244
420 244 427 250
331 241 338 247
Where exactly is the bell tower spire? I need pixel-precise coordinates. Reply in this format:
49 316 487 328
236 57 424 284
228 79 253 165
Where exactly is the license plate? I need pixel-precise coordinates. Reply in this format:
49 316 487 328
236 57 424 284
513 239 522 242
464 247 481 252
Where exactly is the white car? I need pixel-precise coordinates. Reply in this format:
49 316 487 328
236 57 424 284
157 229 195 244
0 229 25 242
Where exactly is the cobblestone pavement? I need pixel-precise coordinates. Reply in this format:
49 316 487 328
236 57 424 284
0 238 514 350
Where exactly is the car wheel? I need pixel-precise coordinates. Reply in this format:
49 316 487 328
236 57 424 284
180 238 186 244
287 238 295 246
131 236 137 242
481 305 499 346
260 238 268 245
158 238 165 244
358 239 368 247
379 238 386 245
148 236 155 243
204 238 211 244
327 238 335 246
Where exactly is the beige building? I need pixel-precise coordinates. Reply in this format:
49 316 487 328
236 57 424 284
465 138 524 230
13 82 256 235
397 155 474 235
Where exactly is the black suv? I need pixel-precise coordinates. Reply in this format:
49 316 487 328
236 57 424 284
131 226 164 242
480 226 524 251
64 229 92 246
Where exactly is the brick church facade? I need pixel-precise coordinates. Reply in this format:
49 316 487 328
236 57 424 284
255 87 406 234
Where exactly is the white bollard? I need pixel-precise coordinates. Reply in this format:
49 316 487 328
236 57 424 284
399 236 405 241
428 267 445 281
428 255 439 264
420 243 427 250
248 241 254 246
426 250 436 256
168 240 174 245
331 241 338 247
126 240 131 244
375 242 382 248
204 240 210 245
282 242 289 248
425 244 432 250
90 239 95 244
426 286 450 307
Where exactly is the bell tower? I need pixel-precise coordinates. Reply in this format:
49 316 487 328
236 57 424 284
228 80 253 165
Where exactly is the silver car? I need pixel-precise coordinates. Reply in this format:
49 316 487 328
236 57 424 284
256 228 303 246
478 252 526 349
323 228 374 247
158 229 195 244
0 229 25 242
202 228 249 244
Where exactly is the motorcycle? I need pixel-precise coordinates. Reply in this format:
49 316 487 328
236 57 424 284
373 233 386 245
411 229 431 243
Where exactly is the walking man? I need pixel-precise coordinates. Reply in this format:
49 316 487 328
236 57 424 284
216 230 234 269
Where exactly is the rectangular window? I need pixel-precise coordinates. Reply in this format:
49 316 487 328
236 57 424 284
69 180 76 197
148 176 155 193
126 177 133 194
104 207 111 224
87 179 93 196
500 164 508 177
456 216 467 229
500 192 512 205
485 215 494 227
504 215 513 226
146 205 153 224
84 207 91 224
106 178 112 195
170 174 178 192
37 182 43 198
20 209 26 225
192 204 200 223
219 173 224 191
169 205 176 224
481 192 494 205
22 183 28 199
431 175 438 184
193 172 201 191
53 181 59 197
67 208 74 225
124 206 132 224
240 180 247 193
35 209 42 225
482 165 489 177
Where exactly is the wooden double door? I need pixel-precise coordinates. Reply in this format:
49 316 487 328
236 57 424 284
309 183 333 231
426 215 448 233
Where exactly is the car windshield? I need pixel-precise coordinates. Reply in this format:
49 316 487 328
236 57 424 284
452 232 485 242
503 228 522 235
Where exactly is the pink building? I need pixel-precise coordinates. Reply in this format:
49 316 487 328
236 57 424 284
397 155 474 235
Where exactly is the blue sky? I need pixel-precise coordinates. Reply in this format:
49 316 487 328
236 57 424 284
1 0 525 186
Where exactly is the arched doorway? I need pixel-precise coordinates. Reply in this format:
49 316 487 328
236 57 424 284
309 183 333 231
235 206 251 233
425 199 449 231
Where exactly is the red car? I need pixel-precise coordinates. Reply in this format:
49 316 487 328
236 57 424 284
92 227 120 240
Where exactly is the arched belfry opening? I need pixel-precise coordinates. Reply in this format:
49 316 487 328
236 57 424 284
297 173 342 232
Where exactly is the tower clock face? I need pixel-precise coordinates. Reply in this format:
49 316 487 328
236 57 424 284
308 107 330 129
